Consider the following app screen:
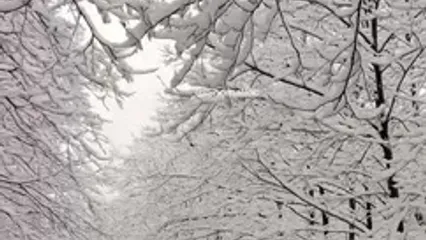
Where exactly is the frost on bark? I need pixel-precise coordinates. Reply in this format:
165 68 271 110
90 0 426 240
0 1 123 240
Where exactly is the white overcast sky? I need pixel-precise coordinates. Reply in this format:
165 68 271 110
92 41 168 152
80 2 170 151
98 69 163 148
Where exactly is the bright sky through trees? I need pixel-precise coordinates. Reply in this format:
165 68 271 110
81 1 167 151
101 74 162 149
91 47 164 151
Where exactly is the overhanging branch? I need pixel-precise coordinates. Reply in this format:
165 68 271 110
244 62 324 96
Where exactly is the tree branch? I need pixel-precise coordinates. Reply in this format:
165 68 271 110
244 62 324 96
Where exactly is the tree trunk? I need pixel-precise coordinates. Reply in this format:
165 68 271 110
370 0 402 233
349 198 356 240
319 186 329 236
364 186 373 230
308 189 316 226
380 124 403 232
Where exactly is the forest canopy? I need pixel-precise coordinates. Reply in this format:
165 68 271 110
3 1 426 240
86 0 426 240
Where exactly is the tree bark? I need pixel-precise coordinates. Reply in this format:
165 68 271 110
319 186 329 236
349 198 356 240
370 0 403 233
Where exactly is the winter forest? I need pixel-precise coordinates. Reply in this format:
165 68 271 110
2 0 426 240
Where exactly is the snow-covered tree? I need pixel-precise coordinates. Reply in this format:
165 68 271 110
84 0 426 239
0 1 125 239
92 137 195 240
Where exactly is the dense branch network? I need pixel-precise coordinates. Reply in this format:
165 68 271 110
80 0 426 240
0 1 127 240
